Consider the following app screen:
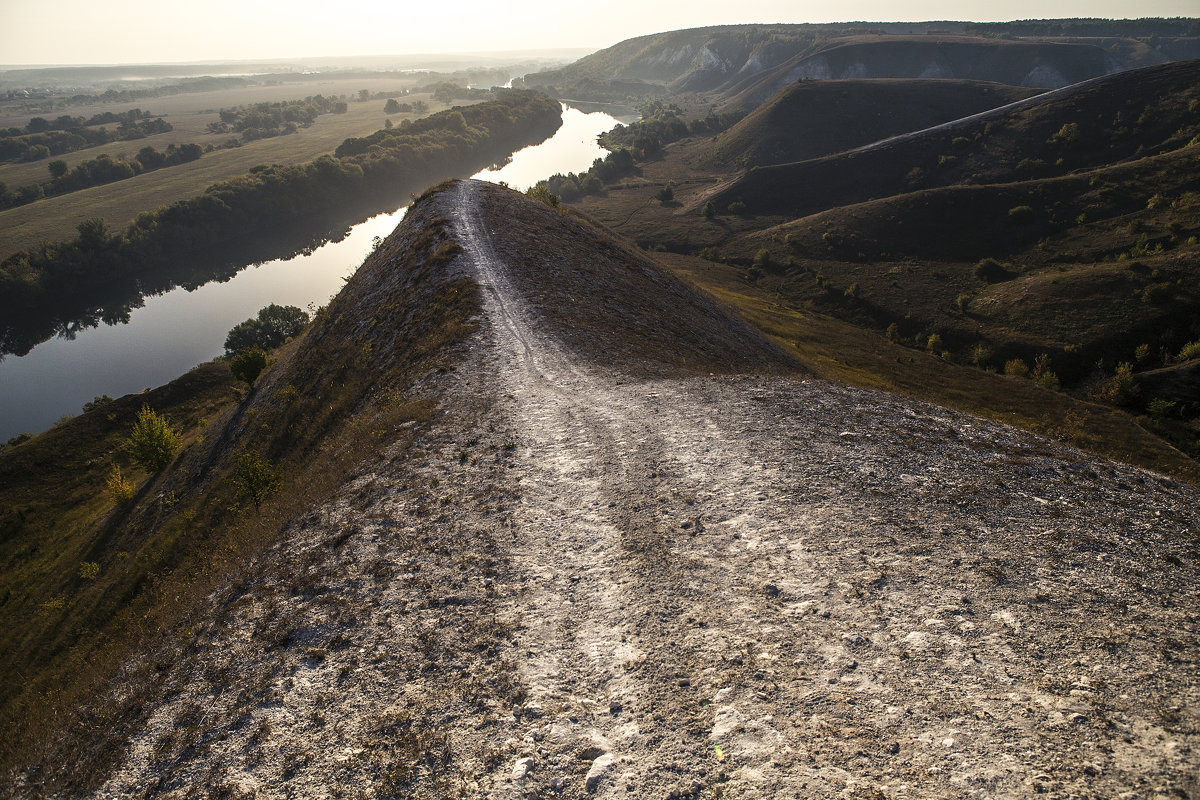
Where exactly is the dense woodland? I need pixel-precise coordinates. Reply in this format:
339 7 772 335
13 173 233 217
0 90 562 356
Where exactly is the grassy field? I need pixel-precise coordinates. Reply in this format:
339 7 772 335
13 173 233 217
0 82 464 253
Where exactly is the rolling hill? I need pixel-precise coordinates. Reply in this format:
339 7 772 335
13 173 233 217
520 21 1198 105
695 78 1039 170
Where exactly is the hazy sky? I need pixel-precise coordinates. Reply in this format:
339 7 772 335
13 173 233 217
3 0 1198 65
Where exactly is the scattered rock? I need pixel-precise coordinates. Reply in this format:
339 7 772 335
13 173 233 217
584 752 614 793
512 757 533 780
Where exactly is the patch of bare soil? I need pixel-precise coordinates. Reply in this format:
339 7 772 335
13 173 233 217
59 180 1198 800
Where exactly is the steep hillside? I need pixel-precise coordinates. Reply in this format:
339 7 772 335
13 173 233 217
731 35 1120 99
9 180 1197 799
0 185 486 788
521 22 1196 104
564 57 1200 472
696 78 1039 170
472 183 791 376
707 59 1200 217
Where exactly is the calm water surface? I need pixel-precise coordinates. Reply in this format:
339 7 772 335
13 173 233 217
0 105 629 440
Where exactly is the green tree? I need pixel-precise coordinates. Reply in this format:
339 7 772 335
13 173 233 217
48 160 68 179
525 184 560 208
655 184 674 204
384 98 401 114
126 405 178 472
231 348 268 388
224 304 309 355
230 448 282 513
77 217 111 250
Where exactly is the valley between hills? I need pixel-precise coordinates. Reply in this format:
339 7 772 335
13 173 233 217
2 19 1199 799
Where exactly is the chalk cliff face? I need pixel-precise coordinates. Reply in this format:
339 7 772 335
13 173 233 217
522 23 1182 103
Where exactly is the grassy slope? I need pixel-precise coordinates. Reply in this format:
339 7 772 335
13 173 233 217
0 92 461 253
660 250 1199 482
695 78 1039 170
0 185 480 788
706 60 1200 217
572 74 1200 481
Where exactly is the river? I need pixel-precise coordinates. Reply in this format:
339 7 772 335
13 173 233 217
0 105 632 441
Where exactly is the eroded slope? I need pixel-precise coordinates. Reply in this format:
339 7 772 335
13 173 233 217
29 181 1198 800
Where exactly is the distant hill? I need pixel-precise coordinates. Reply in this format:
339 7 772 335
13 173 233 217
521 21 1198 104
698 59 1200 383
706 59 1200 219
695 78 1039 170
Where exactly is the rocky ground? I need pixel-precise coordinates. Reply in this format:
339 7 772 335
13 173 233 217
68 181 1199 799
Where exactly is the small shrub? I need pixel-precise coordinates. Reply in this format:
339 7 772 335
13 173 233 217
701 201 715 219
727 201 747 215
82 394 114 413
1178 340 1200 361
126 406 178 472
971 343 993 368
106 465 135 504
1049 122 1081 145
524 184 559 208
974 258 1011 283
1146 193 1170 210
1031 354 1060 390
926 333 944 353
753 249 771 269
655 184 674 204
885 323 900 342
231 349 268 388
1141 282 1173 305
1004 358 1030 378
230 448 282 513
6 432 32 447
78 562 100 580
1007 205 1036 225
1091 362 1139 406
1147 397 1177 420
1134 343 1152 365
955 294 971 313
844 282 861 299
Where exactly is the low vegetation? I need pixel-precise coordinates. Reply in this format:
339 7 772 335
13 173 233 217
0 90 561 358
569 59 1200 479
0 109 172 162
0 193 482 788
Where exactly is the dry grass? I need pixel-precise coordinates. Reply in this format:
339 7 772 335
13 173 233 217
660 249 1200 483
0 190 482 790
0 89 465 253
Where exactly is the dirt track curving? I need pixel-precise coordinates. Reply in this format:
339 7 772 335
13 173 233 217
79 180 1198 800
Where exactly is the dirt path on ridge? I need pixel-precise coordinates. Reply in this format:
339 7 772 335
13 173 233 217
76 180 1199 800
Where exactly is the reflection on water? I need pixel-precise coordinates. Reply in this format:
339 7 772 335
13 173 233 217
0 106 625 441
